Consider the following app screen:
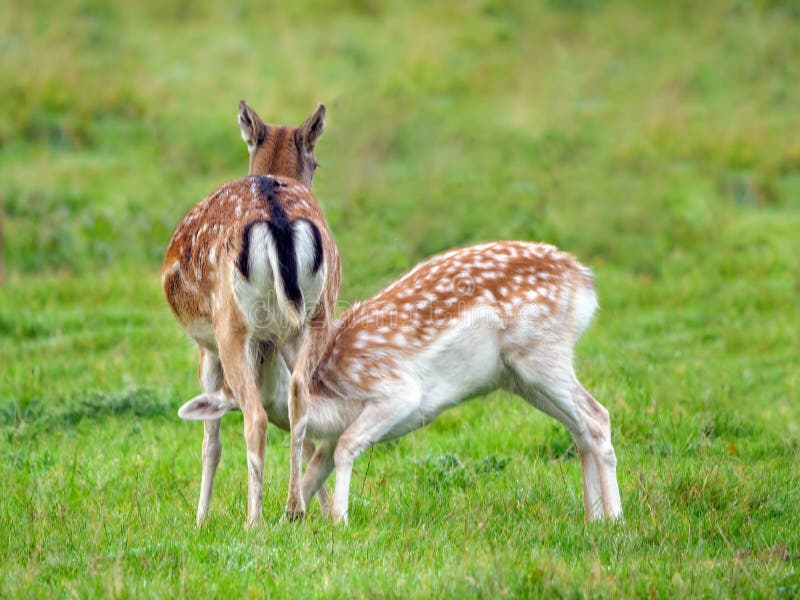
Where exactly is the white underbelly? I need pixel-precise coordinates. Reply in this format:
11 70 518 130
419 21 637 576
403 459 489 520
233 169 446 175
380 320 503 441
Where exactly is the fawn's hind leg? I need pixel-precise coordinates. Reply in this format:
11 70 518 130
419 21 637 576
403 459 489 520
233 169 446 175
510 355 622 521
569 382 622 520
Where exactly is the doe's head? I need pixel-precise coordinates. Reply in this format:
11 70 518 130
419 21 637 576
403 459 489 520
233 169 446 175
238 100 325 188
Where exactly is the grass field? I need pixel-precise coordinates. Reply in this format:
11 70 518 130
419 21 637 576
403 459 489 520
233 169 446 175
1 0 799 597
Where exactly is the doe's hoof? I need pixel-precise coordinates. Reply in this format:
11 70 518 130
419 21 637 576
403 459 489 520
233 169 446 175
285 497 306 522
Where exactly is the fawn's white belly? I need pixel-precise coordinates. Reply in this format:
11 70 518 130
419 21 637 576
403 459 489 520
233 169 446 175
380 314 504 441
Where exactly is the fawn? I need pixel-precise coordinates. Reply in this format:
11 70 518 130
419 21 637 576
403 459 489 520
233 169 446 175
180 241 623 524
163 101 341 526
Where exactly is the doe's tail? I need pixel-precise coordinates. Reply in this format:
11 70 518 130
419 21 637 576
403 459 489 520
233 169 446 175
236 176 324 333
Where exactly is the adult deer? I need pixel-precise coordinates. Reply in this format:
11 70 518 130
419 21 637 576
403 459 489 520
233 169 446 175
180 241 623 524
163 101 340 526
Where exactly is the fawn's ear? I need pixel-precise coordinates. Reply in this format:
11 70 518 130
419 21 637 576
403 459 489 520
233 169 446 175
238 100 267 149
297 104 325 152
178 392 233 421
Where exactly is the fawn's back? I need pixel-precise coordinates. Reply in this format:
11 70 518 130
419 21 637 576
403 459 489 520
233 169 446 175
307 241 597 432
295 241 621 524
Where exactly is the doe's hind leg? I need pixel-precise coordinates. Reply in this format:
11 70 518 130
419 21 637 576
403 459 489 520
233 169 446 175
196 349 223 526
216 314 268 528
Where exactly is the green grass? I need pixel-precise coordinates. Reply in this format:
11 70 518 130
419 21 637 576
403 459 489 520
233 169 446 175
1 0 799 597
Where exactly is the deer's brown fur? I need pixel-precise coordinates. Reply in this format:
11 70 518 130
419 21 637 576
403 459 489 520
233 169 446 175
163 102 340 526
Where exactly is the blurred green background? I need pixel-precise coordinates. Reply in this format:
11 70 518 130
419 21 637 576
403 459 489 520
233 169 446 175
1 0 799 597
4 0 798 285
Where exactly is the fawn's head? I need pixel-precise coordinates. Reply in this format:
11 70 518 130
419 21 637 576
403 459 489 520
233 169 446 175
238 100 325 188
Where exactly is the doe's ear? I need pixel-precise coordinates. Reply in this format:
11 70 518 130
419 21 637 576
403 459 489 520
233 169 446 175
178 392 234 421
238 100 266 149
298 104 326 152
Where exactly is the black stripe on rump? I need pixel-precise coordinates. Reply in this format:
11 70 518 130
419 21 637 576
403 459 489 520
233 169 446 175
238 176 304 310
238 177 282 281
295 217 324 274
